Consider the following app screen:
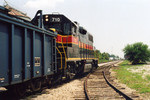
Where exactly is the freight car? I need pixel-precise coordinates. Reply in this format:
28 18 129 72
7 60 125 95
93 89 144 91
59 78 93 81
0 6 98 97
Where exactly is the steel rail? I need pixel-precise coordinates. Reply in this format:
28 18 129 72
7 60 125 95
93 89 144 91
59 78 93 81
84 80 89 100
84 73 91 100
84 61 131 100
84 62 116 100
103 70 133 100
84 61 119 100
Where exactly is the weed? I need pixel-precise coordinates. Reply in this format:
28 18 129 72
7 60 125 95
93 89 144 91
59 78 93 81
146 75 150 81
113 60 150 94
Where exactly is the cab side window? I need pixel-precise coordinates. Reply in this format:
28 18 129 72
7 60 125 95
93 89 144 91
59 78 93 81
72 25 77 36
64 23 70 35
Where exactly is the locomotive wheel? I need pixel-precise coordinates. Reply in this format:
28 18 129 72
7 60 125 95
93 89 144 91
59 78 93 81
30 80 42 92
67 64 75 79
75 62 84 76
68 73 74 79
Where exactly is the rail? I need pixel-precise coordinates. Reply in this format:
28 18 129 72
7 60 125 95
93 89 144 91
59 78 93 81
103 70 133 100
84 61 133 100
84 73 90 100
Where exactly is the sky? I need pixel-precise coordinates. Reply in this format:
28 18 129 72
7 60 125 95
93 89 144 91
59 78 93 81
1 0 150 58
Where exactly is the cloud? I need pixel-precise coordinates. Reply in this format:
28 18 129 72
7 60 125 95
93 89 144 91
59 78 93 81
24 0 64 9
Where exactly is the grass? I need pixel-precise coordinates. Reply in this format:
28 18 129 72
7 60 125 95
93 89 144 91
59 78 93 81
146 75 150 81
99 59 110 63
113 60 150 93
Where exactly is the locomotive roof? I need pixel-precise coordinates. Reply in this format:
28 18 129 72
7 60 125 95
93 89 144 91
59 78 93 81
44 13 93 37
44 14 78 27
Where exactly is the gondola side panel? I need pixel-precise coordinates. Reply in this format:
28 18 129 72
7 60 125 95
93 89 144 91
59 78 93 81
0 21 10 86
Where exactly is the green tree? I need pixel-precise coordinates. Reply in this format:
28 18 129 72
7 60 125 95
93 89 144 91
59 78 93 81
94 50 101 62
94 50 100 58
94 50 111 62
123 42 150 64
102 52 109 60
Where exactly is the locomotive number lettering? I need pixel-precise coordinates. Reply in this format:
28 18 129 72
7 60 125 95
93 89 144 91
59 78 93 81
50 17 61 22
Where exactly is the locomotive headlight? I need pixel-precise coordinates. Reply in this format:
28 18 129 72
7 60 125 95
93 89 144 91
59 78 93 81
45 18 49 21
45 15 49 21
45 15 48 18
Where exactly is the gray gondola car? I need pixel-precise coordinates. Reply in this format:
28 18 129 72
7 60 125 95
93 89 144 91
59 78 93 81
0 6 57 96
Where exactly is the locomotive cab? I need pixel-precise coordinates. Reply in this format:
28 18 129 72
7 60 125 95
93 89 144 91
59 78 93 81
43 14 78 36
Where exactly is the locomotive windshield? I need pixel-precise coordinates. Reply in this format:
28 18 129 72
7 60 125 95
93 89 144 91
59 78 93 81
43 14 76 35
49 23 61 32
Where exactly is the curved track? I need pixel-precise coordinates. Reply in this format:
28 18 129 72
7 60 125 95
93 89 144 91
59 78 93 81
84 61 141 100
103 71 132 100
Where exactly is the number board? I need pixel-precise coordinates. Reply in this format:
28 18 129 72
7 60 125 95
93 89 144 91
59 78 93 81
50 17 61 22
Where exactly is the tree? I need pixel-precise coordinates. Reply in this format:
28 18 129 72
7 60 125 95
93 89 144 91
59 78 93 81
123 42 150 64
94 50 100 59
94 50 110 62
94 50 101 62
109 54 120 60
102 52 109 60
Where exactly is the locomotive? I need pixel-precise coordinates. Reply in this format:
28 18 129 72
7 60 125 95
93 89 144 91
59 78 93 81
0 5 98 96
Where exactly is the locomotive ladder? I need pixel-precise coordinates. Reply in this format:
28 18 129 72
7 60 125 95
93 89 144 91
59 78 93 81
52 38 57 72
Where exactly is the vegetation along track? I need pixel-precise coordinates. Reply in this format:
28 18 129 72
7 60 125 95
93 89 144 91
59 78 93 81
84 61 141 100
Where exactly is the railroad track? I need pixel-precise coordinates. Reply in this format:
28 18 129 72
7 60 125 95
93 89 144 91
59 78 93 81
74 61 119 100
83 61 141 100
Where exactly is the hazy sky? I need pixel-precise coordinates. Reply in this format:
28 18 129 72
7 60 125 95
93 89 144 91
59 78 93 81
1 0 150 58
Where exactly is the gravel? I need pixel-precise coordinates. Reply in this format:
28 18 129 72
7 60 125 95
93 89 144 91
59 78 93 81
127 65 150 78
26 62 113 100
26 79 84 100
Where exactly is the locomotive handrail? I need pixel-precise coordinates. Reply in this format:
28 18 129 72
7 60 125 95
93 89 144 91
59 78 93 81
60 42 67 69
56 47 63 69
31 10 43 28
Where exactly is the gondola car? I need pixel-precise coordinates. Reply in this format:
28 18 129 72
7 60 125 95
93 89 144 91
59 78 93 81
0 7 57 96
0 5 98 97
